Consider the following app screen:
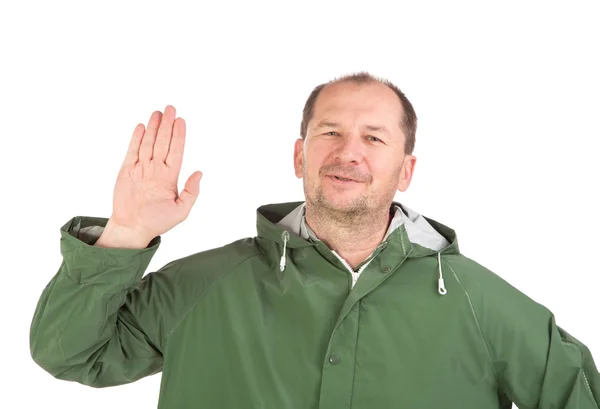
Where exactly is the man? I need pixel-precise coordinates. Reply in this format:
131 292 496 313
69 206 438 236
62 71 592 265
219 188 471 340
30 72 599 408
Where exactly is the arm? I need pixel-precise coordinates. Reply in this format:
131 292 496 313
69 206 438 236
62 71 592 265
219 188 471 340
30 215 167 387
461 261 600 408
30 106 204 387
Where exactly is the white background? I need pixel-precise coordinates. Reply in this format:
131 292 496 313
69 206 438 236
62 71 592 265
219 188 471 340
1 0 599 407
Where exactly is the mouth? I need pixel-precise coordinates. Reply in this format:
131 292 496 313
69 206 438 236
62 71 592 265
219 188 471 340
328 175 361 183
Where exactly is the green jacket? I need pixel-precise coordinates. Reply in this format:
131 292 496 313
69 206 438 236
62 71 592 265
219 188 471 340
30 201 600 408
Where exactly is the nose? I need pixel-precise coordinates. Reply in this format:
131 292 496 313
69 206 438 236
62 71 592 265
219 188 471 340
333 133 364 164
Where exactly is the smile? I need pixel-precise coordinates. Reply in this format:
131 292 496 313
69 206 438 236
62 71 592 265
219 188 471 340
328 175 361 184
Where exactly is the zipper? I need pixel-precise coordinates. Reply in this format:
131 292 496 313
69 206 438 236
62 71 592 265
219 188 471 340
334 242 388 289
336 256 361 288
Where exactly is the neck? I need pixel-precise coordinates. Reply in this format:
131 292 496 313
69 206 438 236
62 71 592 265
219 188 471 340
305 203 393 270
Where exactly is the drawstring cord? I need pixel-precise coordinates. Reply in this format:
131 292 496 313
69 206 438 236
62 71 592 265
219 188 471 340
280 231 290 272
438 252 447 295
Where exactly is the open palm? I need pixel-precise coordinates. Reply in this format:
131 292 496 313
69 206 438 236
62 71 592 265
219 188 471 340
110 105 202 241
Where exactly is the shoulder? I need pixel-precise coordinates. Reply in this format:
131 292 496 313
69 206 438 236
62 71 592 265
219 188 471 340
128 237 265 316
133 237 264 326
442 254 555 376
146 237 265 292
443 254 551 321
123 237 266 350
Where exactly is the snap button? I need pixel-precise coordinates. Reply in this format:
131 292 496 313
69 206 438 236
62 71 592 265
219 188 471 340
328 355 341 365
382 266 391 272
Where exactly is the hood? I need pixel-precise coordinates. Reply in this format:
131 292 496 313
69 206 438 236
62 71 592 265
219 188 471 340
255 201 460 296
275 202 451 252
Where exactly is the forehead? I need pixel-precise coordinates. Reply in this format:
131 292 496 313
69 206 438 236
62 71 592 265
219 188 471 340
310 81 404 133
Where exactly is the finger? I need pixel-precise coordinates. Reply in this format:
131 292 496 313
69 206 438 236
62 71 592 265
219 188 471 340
122 123 145 167
176 171 203 219
139 110 162 162
153 105 176 162
165 117 186 170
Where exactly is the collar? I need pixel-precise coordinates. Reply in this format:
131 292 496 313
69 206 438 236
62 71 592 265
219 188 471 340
276 202 450 252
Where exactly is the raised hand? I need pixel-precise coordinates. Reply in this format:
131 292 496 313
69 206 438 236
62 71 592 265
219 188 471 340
96 105 202 248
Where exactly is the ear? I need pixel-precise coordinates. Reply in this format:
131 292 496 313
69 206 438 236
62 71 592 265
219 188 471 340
397 155 417 192
294 138 304 178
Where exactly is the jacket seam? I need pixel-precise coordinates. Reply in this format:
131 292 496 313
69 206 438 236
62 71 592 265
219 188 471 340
561 339 599 406
445 261 505 394
160 253 262 349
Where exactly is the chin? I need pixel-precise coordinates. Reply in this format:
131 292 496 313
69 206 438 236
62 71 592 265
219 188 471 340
319 191 368 213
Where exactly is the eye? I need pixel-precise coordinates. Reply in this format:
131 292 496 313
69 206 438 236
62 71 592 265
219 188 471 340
367 135 382 143
325 131 340 136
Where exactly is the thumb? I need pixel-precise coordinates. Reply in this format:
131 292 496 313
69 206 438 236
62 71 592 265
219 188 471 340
177 171 202 214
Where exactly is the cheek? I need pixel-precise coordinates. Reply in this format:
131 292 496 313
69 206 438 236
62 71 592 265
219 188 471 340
304 147 328 176
369 156 401 185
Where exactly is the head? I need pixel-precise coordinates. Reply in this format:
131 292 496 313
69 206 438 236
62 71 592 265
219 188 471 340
294 72 417 219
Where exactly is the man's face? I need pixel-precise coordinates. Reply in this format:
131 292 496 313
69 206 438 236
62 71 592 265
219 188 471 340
294 81 416 216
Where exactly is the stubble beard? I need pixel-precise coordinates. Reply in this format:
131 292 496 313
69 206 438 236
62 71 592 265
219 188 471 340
308 182 370 226
304 162 403 231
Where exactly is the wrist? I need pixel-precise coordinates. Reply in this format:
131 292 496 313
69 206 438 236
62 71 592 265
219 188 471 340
94 219 152 249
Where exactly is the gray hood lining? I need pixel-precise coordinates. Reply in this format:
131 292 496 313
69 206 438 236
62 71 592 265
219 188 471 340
276 202 450 252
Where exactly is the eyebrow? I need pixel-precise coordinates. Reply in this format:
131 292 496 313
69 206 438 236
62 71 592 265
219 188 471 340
314 121 390 135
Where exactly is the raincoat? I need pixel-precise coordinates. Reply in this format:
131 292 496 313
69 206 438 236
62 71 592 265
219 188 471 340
30 201 600 408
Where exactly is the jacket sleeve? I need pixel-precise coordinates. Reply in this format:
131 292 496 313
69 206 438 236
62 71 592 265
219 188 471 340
30 215 172 388
466 263 600 408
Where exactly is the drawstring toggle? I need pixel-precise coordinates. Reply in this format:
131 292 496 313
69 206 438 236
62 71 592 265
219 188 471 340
438 252 447 295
